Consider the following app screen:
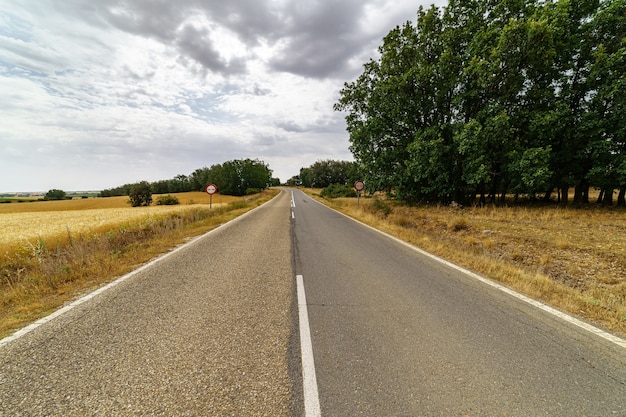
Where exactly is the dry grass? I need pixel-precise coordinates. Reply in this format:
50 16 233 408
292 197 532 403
306 191 626 338
0 190 278 338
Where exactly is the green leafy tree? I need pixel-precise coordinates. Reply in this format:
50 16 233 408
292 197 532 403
44 189 67 200
337 0 624 205
207 159 272 196
128 181 152 207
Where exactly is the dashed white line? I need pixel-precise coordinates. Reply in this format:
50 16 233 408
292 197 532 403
296 274 322 417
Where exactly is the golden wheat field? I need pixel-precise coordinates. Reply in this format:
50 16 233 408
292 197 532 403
0 192 240 249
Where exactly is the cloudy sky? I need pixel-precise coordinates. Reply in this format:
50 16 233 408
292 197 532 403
1 0 443 192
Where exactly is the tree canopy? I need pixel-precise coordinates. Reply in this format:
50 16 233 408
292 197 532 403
289 160 359 188
205 158 273 196
100 158 274 199
335 0 626 205
44 189 67 201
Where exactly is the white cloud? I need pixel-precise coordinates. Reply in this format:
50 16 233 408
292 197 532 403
0 0 443 191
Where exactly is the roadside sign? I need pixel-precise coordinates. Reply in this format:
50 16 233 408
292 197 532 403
206 184 218 195
206 183 217 209
354 180 364 205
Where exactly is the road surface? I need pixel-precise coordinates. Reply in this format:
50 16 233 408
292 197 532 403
1 188 625 416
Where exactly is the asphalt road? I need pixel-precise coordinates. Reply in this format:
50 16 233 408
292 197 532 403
1 188 625 416
290 189 626 417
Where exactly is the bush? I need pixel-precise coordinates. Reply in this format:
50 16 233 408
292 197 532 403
245 188 260 195
320 184 356 198
369 197 392 217
155 195 179 205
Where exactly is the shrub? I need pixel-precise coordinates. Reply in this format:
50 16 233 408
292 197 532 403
449 217 470 232
369 197 392 217
156 195 179 205
320 184 356 198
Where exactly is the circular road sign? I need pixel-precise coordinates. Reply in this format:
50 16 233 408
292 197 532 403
206 183 218 195
354 180 365 192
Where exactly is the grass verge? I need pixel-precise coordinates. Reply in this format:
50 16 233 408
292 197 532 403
305 190 626 338
0 190 278 339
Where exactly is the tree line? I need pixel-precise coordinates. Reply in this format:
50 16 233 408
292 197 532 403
335 0 626 205
286 159 360 188
100 158 278 198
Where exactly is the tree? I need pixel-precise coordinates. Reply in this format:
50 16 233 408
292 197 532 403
44 189 67 200
336 0 624 205
207 159 272 196
128 181 152 207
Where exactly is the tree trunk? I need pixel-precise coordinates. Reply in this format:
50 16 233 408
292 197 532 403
617 188 626 207
478 184 486 207
602 189 614 206
574 179 590 204
560 186 569 206
597 189 605 204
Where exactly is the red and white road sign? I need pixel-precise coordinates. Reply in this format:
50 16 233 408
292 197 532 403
206 183 218 195
354 180 365 192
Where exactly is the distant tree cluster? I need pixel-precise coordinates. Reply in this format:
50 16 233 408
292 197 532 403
287 160 360 188
203 158 275 196
335 0 626 205
99 158 277 202
44 189 68 201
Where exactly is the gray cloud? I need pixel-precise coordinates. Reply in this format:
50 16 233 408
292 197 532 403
176 23 245 74
88 0 395 79
267 0 369 78
0 0 440 190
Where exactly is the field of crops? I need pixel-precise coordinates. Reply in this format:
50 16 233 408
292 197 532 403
0 192 240 249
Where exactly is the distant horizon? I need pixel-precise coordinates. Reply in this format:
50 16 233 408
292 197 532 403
1 190 102 196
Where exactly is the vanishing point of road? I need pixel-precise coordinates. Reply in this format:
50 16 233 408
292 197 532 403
1 189 625 416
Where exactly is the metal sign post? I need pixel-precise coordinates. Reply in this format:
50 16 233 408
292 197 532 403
354 180 365 206
205 183 217 208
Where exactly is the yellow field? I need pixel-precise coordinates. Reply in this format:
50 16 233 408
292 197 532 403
0 192 241 248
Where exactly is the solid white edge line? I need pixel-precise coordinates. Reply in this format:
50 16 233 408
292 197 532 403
297 274 322 417
0 196 274 349
302 192 626 350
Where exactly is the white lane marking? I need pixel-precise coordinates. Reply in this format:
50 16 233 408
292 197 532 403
0 198 273 349
297 274 322 417
0 237 198 348
314 200 626 350
291 191 296 219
